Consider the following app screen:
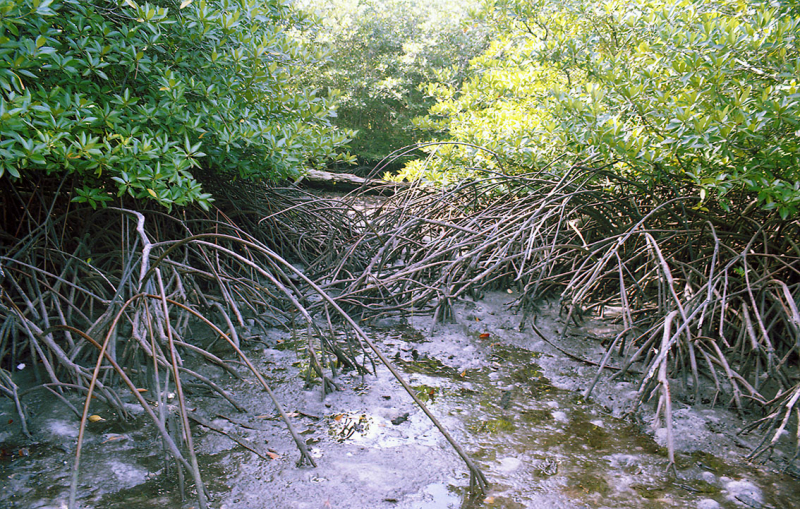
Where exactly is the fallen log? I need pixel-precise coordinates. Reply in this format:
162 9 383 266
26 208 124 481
297 169 408 193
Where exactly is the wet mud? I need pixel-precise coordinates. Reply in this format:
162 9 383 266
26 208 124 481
2 294 799 508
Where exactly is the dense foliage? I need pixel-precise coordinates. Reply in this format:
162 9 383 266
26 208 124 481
295 0 488 168
405 0 800 217
0 0 354 209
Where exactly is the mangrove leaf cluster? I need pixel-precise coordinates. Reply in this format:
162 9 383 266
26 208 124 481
0 0 354 209
405 0 800 217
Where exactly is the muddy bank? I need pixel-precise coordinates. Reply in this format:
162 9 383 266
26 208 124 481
2 292 799 508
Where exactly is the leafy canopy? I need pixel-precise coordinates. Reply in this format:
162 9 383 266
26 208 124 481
294 0 488 166
405 0 800 217
0 0 354 209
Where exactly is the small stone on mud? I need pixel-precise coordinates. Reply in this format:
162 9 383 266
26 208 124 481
725 479 762 507
497 457 522 472
391 413 410 425
701 471 717 483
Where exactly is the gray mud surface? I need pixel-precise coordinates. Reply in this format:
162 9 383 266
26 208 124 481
2 292 799 508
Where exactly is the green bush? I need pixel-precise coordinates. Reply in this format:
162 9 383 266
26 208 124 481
0 0 354 210
406 0 800 216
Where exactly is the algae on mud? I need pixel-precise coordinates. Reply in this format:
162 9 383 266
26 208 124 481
3 295 800 508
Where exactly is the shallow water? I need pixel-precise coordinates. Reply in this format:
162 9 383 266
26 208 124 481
2 299 799 509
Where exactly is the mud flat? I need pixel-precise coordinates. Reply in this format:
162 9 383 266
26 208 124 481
2 292 799 508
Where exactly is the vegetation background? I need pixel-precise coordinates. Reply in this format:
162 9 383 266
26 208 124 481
293 0 489 172
3 0 797 214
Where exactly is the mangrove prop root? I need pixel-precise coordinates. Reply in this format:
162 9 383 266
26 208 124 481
318 161 800 467
3 165 799 501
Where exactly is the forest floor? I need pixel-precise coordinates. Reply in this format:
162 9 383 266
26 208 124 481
2 291 799 509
